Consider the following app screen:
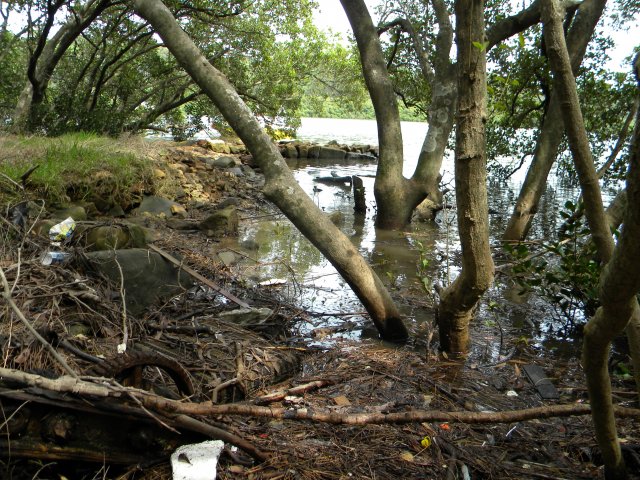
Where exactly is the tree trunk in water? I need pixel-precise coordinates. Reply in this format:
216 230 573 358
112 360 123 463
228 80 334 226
340 0 454 229
411 0 457 220
503 0 607 241
436 0 494 355
543 2 640 477
132 0 408 341
341 0 422 229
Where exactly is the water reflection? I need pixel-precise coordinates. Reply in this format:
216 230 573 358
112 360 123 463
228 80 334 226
240 118 591 359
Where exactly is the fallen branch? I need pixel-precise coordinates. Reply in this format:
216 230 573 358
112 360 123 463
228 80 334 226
173 414 269 461
148 244 250 308
254 379 335 405
2 368 640 426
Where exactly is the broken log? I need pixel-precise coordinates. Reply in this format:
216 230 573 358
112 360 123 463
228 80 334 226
148 244 250 308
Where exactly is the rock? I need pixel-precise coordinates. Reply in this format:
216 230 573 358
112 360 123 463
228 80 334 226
219 307 273 327
83 223 147 251
198 207 239 236
135 195 183 217
297 144 309 158
318 146 346 160
90 194 114 213
308 146 321 159
211 156 236 168
217 197 241 208
240 154 255 166
240 165 256 178
168 162 188 173
166 218 197 230
229 144 246 154
77 201 98 218
282 144 298 159
228 167 244 177
51 205 87 221
108 204 126 217
413 198 440 222
153 168 166 180
126 223 148 248
68 323 92 337
217 251 238 266
85 226 129 250
210 142 231 154
170 204 188 218
82 249 194 315
346 152 376 161
196 139 214 150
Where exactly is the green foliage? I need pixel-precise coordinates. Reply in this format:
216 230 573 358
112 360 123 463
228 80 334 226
485 7 634 183
0 31 27 124
505 201 601 329
7 0 328 137
0 133 154 206
414 240 432 293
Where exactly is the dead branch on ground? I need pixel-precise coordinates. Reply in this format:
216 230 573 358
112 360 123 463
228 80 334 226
2 368 640 426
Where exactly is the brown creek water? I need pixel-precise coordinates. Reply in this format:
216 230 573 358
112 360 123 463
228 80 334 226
237 118 620 364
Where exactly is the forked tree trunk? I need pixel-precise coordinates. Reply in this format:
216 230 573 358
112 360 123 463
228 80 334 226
543 2 640 477
436 0 494 354
132 0 409 341
340 0 442 229
503 0 607 241
342 0 563 229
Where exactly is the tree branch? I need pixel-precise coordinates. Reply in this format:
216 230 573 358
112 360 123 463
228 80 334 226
1 368 640 426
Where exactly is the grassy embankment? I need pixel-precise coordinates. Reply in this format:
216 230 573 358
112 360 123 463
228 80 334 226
0 133 160 208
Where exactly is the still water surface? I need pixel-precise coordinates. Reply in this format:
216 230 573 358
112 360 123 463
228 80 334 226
240 117 583 359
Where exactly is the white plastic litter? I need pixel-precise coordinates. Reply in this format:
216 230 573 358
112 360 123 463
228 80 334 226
171 440 224 480
49 216 76 243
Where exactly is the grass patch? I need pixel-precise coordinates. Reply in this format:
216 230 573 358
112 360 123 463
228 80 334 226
0 132 159 208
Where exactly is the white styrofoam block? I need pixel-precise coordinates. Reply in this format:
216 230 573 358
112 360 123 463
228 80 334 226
171 440 224 480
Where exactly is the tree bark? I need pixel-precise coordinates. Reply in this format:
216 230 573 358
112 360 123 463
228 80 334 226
411 0 457 219
543 2 640 477
340 0 455 229
436 0 494 354
132 0 408 341
343 0 568 229
503 0 607 241
340 0 423 229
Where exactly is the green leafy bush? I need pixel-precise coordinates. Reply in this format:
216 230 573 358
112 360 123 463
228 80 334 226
505 200 601 329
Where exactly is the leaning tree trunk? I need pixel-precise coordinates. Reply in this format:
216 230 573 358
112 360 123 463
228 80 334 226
436 0 494 354
503 0 607 241
132 0 408 341
543 2 640 477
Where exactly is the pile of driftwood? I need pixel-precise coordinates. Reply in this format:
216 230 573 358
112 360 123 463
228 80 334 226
0 230 302 473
